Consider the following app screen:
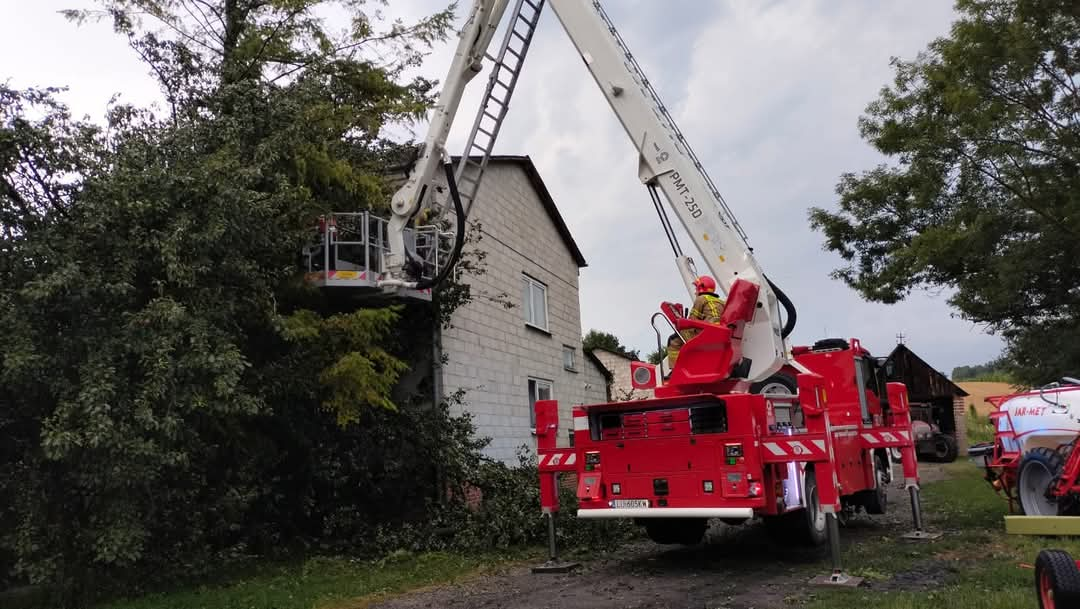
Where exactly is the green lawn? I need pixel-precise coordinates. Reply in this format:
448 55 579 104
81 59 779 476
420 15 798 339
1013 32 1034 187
808 460 1079 609
96 549 540 609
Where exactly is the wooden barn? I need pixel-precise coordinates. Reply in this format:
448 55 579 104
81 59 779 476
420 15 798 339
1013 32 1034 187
885 344 970 457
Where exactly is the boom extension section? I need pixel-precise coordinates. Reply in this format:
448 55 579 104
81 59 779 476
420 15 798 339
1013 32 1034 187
380 0 787 381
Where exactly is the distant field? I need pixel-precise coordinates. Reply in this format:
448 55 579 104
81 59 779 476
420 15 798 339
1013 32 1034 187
956 381 1018 415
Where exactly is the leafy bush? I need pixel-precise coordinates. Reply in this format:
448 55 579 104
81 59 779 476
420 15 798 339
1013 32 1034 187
362 447 635 557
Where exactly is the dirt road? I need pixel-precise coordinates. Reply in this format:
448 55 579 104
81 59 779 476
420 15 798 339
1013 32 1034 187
371 464 954 609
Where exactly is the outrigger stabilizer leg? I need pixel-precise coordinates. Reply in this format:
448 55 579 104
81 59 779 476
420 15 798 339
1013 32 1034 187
801 377 862 587
902 483 942 541
531 510 579 574
532 400 580 574
809 512 863 587
898 438 941 540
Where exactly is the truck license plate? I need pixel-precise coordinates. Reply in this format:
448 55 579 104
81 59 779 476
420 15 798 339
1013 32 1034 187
611 499 649 509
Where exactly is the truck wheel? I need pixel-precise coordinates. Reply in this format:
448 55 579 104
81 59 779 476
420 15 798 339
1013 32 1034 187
643 518 706 545
861 453 889 515
763 469 828 546
929 433 958 463
1019 447 1065 516
800 469 829 546
1035 549 1080 609
750 371 797 395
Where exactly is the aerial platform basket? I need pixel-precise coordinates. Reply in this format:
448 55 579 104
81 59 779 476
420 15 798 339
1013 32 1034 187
302 212 451 301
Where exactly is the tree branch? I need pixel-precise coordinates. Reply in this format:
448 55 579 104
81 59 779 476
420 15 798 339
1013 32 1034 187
267 20 434 84
957 146 1076 237
236 5 308 82
181 0 225 45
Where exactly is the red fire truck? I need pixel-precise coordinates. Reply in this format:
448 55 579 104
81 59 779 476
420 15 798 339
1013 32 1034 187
325 0 931 585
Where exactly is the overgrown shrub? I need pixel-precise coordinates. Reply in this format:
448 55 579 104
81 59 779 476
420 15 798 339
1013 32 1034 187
364 447 635 557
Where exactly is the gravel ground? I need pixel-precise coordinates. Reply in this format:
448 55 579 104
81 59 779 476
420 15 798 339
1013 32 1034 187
370 463 954 609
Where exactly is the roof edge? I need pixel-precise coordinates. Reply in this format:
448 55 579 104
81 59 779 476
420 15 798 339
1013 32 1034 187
452 155 587 268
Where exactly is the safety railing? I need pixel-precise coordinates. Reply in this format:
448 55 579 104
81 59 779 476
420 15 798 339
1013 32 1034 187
303 212 448 282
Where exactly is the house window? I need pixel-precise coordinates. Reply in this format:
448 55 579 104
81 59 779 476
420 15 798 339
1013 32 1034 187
528 377 553 428
522 274 548 331
563 345 577 372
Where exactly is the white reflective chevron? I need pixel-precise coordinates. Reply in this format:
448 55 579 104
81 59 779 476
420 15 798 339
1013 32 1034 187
861 433 880 444
565 453 577 466
812 439 827 451
764 442 787 456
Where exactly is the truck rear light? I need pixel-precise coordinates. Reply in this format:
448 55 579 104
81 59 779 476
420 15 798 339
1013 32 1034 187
725 443 743 457
611 483 621 495
703 480 714 493
749 481 763 497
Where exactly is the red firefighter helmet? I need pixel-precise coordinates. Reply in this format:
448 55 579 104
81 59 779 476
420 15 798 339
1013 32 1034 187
693 275 716 294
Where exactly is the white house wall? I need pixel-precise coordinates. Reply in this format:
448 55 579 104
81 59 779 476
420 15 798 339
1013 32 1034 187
439 161 607 464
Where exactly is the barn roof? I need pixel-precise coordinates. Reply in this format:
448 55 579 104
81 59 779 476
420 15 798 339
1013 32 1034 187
886 344 969 401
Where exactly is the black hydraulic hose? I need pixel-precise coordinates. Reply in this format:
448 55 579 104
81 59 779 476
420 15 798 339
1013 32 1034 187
413 162 466 291
766 276 797 339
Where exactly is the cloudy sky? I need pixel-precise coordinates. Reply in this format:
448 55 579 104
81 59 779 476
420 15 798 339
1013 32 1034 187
1 0 1004 375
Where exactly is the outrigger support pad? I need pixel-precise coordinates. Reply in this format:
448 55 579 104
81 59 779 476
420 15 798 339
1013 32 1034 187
531 512 580 574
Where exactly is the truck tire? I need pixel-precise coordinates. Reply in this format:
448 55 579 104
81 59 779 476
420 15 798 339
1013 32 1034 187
643 518 706 545
1019 447 1065 516
1036 549 1080 609
763 468 828 546
750 371 798 395
811 338 849 352
927 433 958 463
860 452 889 515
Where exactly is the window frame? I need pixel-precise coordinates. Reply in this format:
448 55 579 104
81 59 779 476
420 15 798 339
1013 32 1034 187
522 274 550 332
528 377 554 429
562 345 577 372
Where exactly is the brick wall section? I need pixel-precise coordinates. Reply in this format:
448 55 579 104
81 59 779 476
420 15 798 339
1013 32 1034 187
591 349 653 400
952 395 968 456
440 161 608 464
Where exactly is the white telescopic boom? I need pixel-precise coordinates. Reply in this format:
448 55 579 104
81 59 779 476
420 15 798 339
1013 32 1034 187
546 0 785 381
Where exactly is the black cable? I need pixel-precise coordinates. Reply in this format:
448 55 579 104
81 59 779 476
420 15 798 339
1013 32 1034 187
413 162 466 291
649 184 682 257
766 276 797 339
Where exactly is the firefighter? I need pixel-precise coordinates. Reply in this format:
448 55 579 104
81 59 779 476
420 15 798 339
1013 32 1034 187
667 276 725 370
688 275 725 326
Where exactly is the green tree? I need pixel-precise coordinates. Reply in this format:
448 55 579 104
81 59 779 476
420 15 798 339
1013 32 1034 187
951 357 1014 382
809 0 1080 385
646 347 666 365
1 1 459 602
583 329 640 361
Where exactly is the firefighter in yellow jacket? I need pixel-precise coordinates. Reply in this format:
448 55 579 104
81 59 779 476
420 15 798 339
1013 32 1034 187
667 275 725 369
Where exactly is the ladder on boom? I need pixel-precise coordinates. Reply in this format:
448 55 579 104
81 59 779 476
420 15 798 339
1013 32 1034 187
589 1 749 244
451 0 546 219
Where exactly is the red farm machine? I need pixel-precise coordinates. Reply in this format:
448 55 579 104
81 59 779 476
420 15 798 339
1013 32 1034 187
972 379 1080 516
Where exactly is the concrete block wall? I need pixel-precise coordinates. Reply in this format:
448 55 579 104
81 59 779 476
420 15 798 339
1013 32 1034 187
440 161 608 464
591 349 654 401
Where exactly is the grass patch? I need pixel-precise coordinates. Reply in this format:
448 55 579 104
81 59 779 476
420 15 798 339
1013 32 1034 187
95 548 542 609
807 460 1080 609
